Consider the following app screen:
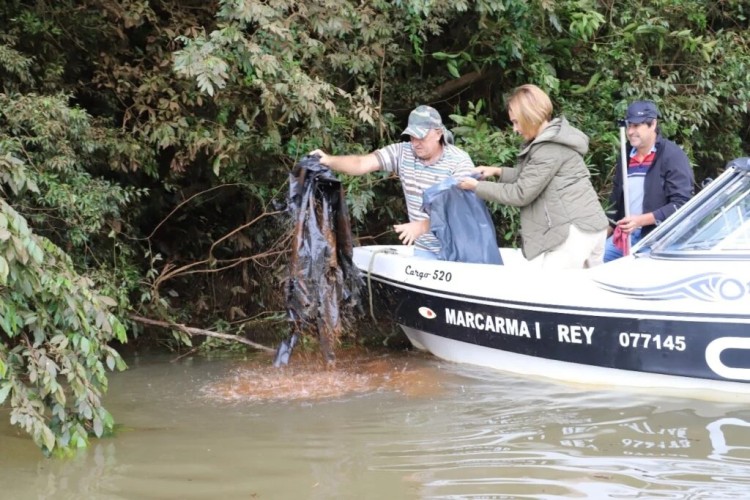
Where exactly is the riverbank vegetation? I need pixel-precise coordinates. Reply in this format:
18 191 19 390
1 0 748 453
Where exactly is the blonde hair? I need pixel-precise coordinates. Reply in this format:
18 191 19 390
506 84 553 137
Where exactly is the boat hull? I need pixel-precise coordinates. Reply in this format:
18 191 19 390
353 161 750 397
401 327 750 396
355 246 750 397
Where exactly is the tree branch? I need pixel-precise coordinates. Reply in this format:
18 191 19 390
129 314 276 353
428 69 501 101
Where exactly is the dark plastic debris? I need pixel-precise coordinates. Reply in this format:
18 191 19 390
272 331 297 367
273 155 363 367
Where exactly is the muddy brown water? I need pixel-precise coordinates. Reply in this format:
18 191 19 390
2 347 750 499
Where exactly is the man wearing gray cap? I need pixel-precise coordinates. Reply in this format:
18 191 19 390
310 105 474 259
604 100 694 262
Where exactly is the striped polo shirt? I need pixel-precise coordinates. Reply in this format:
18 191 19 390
375 142 474 254
627 145 656 216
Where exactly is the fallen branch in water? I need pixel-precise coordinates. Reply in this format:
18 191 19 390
129 315 275 353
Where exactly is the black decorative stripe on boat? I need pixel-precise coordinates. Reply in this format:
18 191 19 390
363 271 750 323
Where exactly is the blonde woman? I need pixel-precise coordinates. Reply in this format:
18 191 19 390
458 84 607 269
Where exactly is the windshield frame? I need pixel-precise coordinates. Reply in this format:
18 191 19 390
634 158 750 261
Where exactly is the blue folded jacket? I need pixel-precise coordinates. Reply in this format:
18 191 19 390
422 177 503 265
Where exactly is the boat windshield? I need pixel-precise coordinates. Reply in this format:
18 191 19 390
645 168 750 257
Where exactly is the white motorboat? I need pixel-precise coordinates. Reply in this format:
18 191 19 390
353 157 750 398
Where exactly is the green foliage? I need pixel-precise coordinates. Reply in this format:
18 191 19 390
0 44 32 87
551 0 750 181
0 7 148 454
0 93 148 248
0 199 126 456
174 0 385 138
567 1 605 42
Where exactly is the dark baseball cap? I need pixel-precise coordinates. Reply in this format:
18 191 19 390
625 100 659 124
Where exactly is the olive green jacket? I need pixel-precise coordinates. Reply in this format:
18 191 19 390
475 116 607 260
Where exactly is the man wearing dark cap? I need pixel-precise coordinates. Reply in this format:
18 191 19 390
604 100 694 262
310 105 474 259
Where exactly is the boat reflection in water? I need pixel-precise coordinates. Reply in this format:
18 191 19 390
366 365 750 499
707 417 750 461
354 157 750 399
556 415 750 460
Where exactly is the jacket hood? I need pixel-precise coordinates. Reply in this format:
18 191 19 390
528 116 589 156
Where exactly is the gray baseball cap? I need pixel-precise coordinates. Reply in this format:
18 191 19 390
401 105 444 139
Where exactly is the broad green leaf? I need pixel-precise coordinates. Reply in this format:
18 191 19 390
97 296 117 307
447 60 460 79
93 417 103 438
42 426 56 452
0 256 8 284
0 383 11 404
80 337 91 355
28 240 44 263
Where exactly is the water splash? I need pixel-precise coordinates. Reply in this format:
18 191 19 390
203 350 443 403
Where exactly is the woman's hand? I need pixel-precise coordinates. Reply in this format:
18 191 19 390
457 177 479 191
474 166 502 179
